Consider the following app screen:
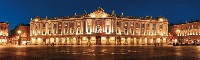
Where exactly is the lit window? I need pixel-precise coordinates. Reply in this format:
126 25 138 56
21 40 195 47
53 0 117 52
97 21 100 25
131 29 134 34
43 29 45 35
125 28 127 35
70 22 74 27
54 29 56 34
152 24 155 28
142 23 145 28
88 27 90 33
78 27 80 33
96 25 100 33
107 26 109 33
147 24 149 27
43 24 45 27
117 27 119 33
59 22 62 27
160 24 163 29
53 24 56 29
70 28 73 33
48 28 51 34
136 23 139 28
117 21 120 26
35 24 38 29
58 28 61 34
64 28 67 34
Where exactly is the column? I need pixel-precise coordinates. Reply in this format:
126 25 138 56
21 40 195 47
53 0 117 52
93 20 95 33
121 20 124 33
113 19 116 33
133 22 136 35
102 20 104 32
74 21 76 34
111 20 113 33
83 20 86 34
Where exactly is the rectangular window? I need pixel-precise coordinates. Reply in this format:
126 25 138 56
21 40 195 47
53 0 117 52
48 28 51 34
64 28 67 34
31 29 33 35
49 23 51 29
117 28 119 33
152 29 155 34
153 24 155 28
125 28 127 34
35 24 38 29
136 29 138 34
142 29 144 34
160 30 162 33
160 24 163 29
88 27 90 33
58 28 61 34
97 21 100 24
96 26 100 33
59 22 62 27
136 23 139 28
107 27 109 33
142 23 145 28
65 38 67 42
117 22 120 26
53 24 56 28
131 29 133 34
43 24 45 27
54 29 56 34
65 23 68 27
70 28 73 33
43 29 45 35
70 22 74 27
35 30 37 35
78 27 80 33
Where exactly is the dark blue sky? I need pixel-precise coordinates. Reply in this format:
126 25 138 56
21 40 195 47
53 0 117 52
0 0 200 31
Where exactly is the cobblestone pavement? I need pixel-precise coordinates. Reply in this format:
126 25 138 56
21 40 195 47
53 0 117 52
0 45 200 60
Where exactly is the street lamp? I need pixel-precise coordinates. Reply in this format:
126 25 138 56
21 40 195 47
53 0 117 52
18 30 21 45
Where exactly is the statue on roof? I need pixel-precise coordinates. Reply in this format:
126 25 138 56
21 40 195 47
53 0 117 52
112 10 116 16
84 10 88 14
89 7 109 18
95 7 104 11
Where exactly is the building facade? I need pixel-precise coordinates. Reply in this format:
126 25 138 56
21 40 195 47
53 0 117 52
9 24 30 45
0 22 8 45
169 20 200 44
30 7 168 45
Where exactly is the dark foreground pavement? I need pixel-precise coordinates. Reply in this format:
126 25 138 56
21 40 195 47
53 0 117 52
0 45 200 60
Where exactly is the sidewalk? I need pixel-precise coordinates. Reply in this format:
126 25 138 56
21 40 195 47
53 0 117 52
0 44 173 47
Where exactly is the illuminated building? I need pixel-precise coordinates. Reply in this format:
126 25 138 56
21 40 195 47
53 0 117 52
30 7 168 45
9 24 30 45
0 22 8 45
169 20 200 44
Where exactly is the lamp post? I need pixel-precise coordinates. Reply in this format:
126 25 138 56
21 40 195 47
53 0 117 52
18 30 21 45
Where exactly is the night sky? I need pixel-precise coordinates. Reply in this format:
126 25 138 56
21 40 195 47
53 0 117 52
0 0 200 31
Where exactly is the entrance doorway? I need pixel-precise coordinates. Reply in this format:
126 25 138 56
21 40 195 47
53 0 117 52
77 36 81 45
96 36 101 45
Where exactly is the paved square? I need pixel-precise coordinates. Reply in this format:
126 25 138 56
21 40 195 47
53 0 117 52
0 45 200 60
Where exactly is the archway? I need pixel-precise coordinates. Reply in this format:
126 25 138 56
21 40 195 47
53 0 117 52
96 36 101 45
116 37 121 45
